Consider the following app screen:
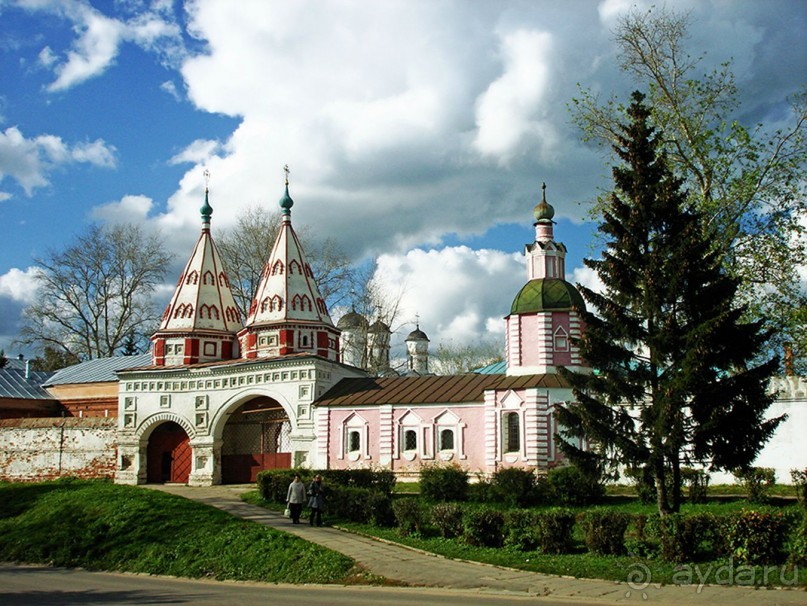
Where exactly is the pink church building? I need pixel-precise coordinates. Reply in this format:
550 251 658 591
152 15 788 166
114 178 588 485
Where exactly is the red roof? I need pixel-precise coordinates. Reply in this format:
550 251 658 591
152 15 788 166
316 373 570 406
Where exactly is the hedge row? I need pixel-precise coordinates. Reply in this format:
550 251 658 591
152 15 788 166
419 464 605 506
256 468 396 503
393 502 804 565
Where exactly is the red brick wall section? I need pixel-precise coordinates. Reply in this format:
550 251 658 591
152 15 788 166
0 417 117 482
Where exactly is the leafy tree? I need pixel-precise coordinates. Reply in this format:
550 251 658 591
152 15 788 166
557 92 782 516
217 204 356 319
430 340 503 375
17 224 172 360
29 346 81 372
570 6 807 372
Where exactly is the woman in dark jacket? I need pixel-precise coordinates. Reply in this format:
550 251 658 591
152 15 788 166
307 475 325 526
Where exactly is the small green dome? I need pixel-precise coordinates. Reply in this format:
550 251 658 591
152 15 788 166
510 278 585 314
279 184 294 213
200 189 213 222
533 182 555 222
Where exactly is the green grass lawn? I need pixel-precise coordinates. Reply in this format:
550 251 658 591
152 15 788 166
0 479 356 584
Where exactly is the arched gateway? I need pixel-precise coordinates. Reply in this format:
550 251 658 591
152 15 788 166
146 421 191 483
220 396 291 483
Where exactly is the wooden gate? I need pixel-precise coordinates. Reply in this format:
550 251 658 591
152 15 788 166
221 399 291 484
147 422 191 483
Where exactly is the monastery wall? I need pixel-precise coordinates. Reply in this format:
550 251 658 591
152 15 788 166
0 417 117 482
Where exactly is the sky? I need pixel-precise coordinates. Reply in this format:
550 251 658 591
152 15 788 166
0 0 804 361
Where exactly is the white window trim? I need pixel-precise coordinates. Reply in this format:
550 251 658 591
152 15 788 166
338 412 371 461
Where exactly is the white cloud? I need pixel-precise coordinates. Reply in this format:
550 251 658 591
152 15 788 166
572 264 604 295
0 267 41 304
90 194 154 224
371 246 525 349
0 126 116 196
19 0 185 92
168 139 223 166
160 80 181 101
473 29 556 162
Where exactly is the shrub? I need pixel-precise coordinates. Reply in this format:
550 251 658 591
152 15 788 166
625 465 657 505
419 464 469 502
392 498 426 537
463 508 505 547
727 510 789 565
324 485 393 525
256 469 308 503
491 468 539 507
789 512 807 565
791 468 807 508
468 475 495 503
680 467 709 504
581 511 630 556
733 467 776 504
658 512 726 563
430 503 464 538
535 509 576 554
547 465 605 506
320 469 397 496
504 509 539 551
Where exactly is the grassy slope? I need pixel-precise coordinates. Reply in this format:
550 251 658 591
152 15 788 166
0 479 354 584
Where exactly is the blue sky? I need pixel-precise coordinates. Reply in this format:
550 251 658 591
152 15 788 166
0 0 804 357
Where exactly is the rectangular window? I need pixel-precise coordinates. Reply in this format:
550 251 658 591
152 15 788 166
505 412 520 453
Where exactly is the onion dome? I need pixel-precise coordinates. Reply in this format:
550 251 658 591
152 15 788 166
337 310 369 330
533 182 555 223
510 278 585 314
368 319 390 334
406 327 429 342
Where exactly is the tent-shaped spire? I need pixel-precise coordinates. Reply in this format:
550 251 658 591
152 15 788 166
239 168 340 361
152 174 242 366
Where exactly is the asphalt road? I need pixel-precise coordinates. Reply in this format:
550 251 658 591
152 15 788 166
0 564 608 606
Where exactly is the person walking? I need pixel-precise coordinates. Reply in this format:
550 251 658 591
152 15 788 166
307 474 325 526
286 474 306 524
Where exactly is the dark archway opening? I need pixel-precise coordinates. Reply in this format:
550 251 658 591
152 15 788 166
147 421 191 484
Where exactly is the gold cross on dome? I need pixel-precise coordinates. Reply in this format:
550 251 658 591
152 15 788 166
283 164 290 185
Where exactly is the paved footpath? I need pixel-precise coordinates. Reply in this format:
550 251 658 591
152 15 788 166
149 484 805 605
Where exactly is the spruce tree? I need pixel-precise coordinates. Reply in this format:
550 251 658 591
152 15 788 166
557 91 782 515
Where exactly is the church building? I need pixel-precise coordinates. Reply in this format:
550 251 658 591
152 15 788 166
114 178 587 486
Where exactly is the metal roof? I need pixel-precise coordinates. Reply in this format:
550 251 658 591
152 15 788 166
474 360 507 375
0 366 55 400
44 354 152 386
316 373 570 407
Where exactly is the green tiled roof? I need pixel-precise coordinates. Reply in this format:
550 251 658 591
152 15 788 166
510 278 585 314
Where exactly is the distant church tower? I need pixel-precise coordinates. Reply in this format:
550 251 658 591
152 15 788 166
405 319 430 374
505 184 586 376
238 169 340 360
151 173 242 366
337 308 368 368
367 318 392 375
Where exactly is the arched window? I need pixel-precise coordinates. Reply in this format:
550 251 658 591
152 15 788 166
440 428 454 451
504 412 520 453
185 270 199 285
348 430 361 453
271 260 284 275
218 272 230 287
203 270 215 285
260 298 270 313
404 429 417 452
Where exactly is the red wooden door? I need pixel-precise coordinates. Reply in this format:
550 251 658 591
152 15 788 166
147 422 191 484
